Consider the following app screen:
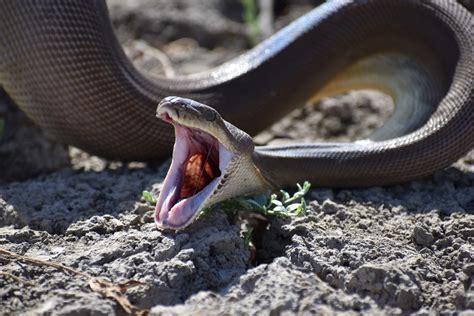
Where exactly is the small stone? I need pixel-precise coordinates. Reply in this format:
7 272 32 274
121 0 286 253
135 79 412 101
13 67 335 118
460 228 474 238
347 263 388 293
465 293 474 309
413 225 435 247
336 209 349 220
357 219 371 230
434 236 453 249
458 244 473 260
463 263 474 275
396 287 421 310
309 200 322 212
419 248 432 255
444 269 455 279
321 200 339 214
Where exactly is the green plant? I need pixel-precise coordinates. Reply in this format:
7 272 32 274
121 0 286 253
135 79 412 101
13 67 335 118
210 181 311 218
241 0 260 45
142 190 157 205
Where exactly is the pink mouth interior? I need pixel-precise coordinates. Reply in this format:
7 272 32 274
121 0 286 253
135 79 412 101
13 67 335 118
155 120 233 229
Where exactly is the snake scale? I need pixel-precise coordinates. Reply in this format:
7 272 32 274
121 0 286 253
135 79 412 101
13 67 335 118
0 0 472 192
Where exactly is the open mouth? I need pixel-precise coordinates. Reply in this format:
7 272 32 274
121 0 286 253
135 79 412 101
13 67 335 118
155 114 234 229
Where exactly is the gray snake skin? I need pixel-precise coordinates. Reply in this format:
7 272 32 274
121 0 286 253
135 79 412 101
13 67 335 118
0 0 472 188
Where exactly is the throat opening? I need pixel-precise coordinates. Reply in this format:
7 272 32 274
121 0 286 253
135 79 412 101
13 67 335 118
179 130 221 199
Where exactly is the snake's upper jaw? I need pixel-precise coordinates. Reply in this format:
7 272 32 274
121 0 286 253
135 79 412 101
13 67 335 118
154 97 272 230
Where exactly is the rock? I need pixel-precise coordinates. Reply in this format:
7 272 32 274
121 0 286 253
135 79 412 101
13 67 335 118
396 287 422 310
463 263 474 276
321 200 340 214
348 264 387 293
413 225 435 247
465 294 474 310
357 219 371 229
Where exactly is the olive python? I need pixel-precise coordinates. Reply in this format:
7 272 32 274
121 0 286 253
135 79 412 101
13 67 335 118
0 1 472 228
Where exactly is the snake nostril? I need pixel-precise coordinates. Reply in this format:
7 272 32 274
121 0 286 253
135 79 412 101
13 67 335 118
159 112 173 124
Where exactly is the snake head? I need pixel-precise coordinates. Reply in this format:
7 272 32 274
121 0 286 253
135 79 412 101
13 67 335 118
155 96 272 230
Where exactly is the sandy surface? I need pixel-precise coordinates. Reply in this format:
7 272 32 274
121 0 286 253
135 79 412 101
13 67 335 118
1 1 473 315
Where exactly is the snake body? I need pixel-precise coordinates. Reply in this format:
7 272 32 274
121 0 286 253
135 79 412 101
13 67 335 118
0 0 473 189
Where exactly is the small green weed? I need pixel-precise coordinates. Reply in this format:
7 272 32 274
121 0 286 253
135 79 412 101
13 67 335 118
142 190 157 205
208 181 311 218
241 0 260 45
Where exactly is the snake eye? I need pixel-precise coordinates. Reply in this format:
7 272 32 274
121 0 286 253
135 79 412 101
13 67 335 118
202 109 217 121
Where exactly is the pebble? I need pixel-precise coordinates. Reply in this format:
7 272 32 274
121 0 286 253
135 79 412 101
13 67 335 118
413 225 435 247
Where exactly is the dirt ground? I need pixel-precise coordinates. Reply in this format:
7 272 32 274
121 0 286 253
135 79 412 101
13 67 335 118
1 1 473 315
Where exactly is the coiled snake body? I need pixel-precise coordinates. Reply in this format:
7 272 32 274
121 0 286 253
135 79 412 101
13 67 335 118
0 1 473 227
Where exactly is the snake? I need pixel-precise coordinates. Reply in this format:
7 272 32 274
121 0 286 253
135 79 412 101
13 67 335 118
0 0 472 229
